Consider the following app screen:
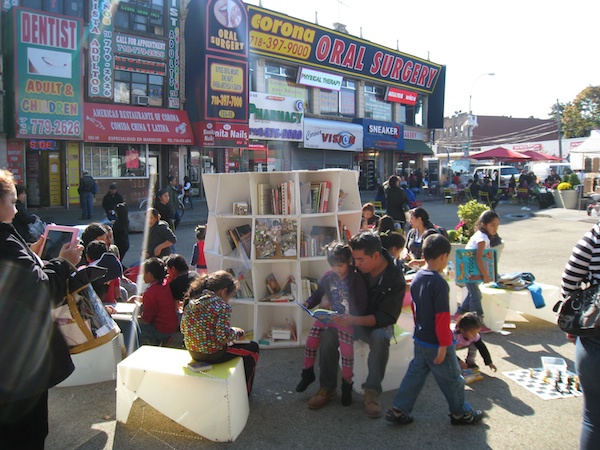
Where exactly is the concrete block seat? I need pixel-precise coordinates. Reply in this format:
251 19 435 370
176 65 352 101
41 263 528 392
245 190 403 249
57 334 123 387
352 314 414 394
116 346 249 442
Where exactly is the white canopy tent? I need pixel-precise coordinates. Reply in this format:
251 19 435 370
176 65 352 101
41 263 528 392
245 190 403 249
569 130 600 154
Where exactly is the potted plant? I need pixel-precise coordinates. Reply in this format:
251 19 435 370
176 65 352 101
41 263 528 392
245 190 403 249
446 200 490 269
553 174 579 209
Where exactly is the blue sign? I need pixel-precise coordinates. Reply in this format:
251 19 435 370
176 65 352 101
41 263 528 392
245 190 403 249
354 118 404 151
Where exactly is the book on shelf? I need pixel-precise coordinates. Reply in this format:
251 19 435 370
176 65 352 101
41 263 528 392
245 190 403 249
227 224 252 258
233 201 249 215
338 221 353 244
285 318 298 341
338 189 348 210
296 301 338 325
307 181 331 213
300 277 318 302
254 218 298 258
187 360 213 372
301 226 337 257
455 248 497 284
257 183 272 215
261 274 296 302
225 268 254 298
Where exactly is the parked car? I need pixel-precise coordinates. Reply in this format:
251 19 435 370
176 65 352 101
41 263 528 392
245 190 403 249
473 165 521 185
525 162 572 183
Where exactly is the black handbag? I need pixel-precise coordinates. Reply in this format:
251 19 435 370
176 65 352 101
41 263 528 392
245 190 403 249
553 284 600 337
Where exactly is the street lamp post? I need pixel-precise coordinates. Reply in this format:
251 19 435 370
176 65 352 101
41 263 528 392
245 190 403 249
466 72 495 156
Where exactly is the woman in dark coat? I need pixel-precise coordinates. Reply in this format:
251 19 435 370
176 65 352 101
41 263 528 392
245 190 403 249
384 175 408 226
0 169 82 448
13 184 35 242
146 208 177 258
112 202 130 261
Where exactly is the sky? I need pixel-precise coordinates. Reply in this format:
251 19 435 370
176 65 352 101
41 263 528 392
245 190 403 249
244 0 600 120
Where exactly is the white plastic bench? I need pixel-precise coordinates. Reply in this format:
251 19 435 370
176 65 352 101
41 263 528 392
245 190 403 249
116 346 249 442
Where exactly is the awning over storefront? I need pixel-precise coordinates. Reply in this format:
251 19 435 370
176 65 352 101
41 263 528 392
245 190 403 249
303 118 363 151
84 103 194 145
404 139 433 155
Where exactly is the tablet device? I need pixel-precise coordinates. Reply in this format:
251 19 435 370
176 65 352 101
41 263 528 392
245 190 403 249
40 225 79 261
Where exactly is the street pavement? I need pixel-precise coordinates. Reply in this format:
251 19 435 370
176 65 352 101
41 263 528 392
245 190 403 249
37 191 595 449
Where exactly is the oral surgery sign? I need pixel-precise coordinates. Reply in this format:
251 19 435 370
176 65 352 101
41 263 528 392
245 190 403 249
248 5 442 94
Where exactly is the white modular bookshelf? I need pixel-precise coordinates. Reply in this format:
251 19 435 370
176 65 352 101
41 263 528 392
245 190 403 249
204 169 362 348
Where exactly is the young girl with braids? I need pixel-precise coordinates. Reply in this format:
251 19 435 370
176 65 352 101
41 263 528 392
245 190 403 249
181 270 259 394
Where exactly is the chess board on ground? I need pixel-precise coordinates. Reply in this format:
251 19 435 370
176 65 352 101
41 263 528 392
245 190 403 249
503 368 582 400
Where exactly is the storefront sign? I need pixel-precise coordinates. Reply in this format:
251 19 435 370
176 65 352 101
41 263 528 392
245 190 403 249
115 33 166 59
297 67 342 91
88 0 114 99
205 56 248 122
206 0 248 57
249 92 303 141
513 143 542 152
404 129 424 140
6 141 23 183
83 103 194 144
196 121 249 147
168 0 181 108
248 5 442 94
303 118 363 151
385 87 418 105
115 56 167 76
355 118 404 150
9 9 83 139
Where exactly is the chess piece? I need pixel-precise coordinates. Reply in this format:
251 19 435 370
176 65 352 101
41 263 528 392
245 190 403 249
529 368 534 378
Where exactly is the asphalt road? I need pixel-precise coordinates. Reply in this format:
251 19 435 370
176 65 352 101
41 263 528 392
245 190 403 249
41 193 594 449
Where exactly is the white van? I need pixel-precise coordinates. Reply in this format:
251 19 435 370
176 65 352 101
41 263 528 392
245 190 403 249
525 162 572 183
473 165 521 184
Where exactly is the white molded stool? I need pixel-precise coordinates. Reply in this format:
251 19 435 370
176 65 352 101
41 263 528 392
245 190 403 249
57 334 123 387
352 317 414 394
116 346 249 442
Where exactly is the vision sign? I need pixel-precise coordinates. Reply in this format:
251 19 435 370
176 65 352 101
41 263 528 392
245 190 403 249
248 5 442 94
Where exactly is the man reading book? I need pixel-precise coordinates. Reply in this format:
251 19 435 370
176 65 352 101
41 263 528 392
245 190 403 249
317 232 405 418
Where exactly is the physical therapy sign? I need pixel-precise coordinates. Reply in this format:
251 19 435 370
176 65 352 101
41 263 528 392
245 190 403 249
248 5 442 94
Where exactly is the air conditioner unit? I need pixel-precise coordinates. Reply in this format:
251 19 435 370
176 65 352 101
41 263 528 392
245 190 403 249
133 95 149 106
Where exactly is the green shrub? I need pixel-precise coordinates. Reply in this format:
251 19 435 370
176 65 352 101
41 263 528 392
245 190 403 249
456 200 490 241
569 173 581 186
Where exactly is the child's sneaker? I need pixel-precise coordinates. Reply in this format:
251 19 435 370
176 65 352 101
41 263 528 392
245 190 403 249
465 360 479 370
450 409 484 425
385 408 414 425
480 326 493 334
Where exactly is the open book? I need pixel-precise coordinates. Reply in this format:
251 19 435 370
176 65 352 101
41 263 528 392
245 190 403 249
296 301 338 325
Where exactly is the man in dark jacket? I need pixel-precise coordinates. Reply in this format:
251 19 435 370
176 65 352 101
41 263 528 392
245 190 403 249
310 232 405 417
102 183 124 221
167 176 181 229
384 175 408 227
78 170 97 220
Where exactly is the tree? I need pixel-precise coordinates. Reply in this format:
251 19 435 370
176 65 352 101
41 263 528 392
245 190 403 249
560 86 600 138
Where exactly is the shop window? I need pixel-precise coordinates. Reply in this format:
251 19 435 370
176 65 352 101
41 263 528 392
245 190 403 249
114 70 163 106
320 80 355 117
23 0 84 18
115 0 165 36
83 145 149 178
265 62 308 108
364 84 391 121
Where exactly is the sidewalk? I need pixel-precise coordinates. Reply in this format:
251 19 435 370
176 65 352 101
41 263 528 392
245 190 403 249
43 187 590 449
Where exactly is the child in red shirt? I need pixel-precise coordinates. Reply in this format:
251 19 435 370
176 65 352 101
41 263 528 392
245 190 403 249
191 224 207 274
139 257 178 345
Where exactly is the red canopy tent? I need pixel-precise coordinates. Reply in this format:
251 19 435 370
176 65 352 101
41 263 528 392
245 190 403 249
520 150 563 161
470 147 531 162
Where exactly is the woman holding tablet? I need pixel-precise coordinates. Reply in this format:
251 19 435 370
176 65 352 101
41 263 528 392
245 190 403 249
0 169 82 448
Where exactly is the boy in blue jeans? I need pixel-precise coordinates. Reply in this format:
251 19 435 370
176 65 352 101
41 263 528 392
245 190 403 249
386 234 484 425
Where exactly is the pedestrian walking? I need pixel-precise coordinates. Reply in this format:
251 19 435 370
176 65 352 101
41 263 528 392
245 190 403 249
78 170 97 220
